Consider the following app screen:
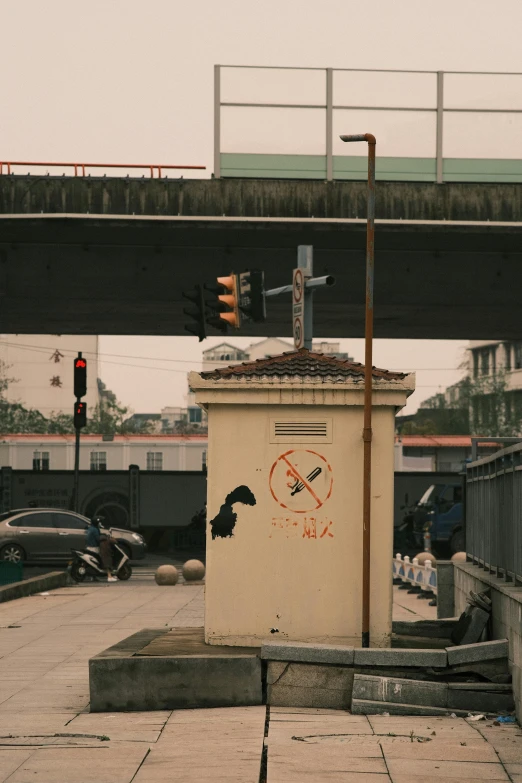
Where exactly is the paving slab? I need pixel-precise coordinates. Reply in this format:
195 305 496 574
0 750 36 783
386 757 509 780
5 744 149 783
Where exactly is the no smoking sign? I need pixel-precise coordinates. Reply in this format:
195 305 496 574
269 449 333 513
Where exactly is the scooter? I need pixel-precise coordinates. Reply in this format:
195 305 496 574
69 540 132 582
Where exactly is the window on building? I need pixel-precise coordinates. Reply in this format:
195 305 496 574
505 342 512 372
202 450 207 472
515 342 522 370
473 351 479 379
146 452 163 471
480 348 490 376
188 407 202 424
90 452 107 472
33 451 50 471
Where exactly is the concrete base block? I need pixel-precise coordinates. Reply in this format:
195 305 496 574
446 639 509 666
351 699 469 717
447 684 514 713
261 641 355 665
354 647 447 668
267 662 353 710
352 674 448 708
89 628 262 712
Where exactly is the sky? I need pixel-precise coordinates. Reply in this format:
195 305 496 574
2 0 520 415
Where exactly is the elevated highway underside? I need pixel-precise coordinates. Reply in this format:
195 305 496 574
1 213 521 339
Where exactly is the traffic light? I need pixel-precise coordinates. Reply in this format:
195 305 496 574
239 270 266 323
74 353 87 398
182 285 206 342
206 275 241 330
74 401 87 429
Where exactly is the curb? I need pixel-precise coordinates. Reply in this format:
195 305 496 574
0 571 70 603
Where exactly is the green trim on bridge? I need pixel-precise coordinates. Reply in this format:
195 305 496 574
221 154 522 182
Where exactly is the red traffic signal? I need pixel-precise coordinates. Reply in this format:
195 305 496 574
74 352 87 398
74 401 87 429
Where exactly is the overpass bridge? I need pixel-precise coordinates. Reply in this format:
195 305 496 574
0 174 521 339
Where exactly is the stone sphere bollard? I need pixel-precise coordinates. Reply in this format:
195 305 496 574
182 559 206 582
155 564 179 586
451 551 466 563
415 551 437 565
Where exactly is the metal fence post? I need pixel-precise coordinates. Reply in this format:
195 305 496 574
214 65 221 179
436 71 444 184
326 69 333 182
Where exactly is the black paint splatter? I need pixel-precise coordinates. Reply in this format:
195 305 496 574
210 485 257 539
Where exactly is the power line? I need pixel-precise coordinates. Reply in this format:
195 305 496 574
0 339 470 373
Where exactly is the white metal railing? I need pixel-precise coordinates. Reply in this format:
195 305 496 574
214 65 522 183
393 553 437 595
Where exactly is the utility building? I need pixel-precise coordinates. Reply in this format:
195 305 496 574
190 349 414 648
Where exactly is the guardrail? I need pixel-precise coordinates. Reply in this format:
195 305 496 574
466 442 522 583
393 554 437 595
0 161 206 178
214 65 522 183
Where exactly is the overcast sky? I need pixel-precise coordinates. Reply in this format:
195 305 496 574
2 0 520 414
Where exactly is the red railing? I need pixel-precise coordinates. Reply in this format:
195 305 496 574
0 161 206 178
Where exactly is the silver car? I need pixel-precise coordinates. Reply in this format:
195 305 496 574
0 508 146 563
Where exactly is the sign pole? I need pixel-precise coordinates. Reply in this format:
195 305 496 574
298 245 313 350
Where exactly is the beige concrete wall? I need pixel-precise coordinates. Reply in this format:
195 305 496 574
204 402 397 648
454 564 522 721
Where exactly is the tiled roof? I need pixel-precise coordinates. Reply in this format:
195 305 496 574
200 348 406 381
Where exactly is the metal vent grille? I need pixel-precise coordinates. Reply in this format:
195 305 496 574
270 418 332 443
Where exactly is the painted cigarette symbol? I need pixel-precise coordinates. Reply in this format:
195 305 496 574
289 466 322 496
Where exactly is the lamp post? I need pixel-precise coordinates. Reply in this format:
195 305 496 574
340 133 376 648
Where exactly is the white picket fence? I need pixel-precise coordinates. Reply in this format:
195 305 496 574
392 554 437 595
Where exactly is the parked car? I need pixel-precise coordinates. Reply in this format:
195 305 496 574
0 508 146 564
412 481 464 554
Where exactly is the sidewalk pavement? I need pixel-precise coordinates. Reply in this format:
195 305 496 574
0 578 518 782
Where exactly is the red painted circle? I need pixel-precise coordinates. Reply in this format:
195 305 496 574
269 449 333 513
293 269 304 303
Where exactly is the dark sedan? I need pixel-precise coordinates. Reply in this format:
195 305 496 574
0 508 146 564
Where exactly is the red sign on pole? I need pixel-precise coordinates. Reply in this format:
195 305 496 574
293 268 304 349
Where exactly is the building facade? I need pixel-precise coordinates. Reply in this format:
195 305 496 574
0 335 100 418
0 434 207 473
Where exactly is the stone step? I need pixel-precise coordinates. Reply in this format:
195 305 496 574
351 699 470 717
446 639 509 666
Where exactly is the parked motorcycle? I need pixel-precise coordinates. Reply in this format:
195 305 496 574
69 540 132 582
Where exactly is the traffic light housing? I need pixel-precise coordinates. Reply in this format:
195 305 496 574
182 285 206 342
74 401 87 429
74 353 87 398
239 270 266 323
206 275 241 330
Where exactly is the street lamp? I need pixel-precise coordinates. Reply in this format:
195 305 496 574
340 133 376 648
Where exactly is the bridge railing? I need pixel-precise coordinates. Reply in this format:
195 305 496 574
214 65 522 183
0 162 205 178
466 442 522 583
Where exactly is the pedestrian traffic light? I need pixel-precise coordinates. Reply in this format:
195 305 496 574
239 270 266 323
182 285 206 342
74 401 87 429
74 353 87 398
206 274 241 330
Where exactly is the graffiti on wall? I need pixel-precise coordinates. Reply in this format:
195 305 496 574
209 485 257 539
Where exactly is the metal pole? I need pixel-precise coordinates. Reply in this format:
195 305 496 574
214 65 221 179
436 72 444 184
73 426 80 513
326 69 334 182
340 132 376 648
298 245 313 350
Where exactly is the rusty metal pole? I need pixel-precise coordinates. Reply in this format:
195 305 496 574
340 133 376 648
